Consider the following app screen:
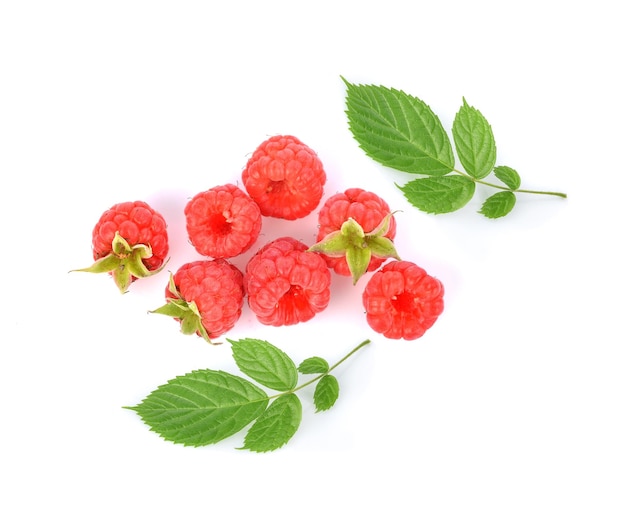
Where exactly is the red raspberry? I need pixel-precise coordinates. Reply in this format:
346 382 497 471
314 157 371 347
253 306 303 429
362 260 444 340
242 135 326 220
152 259 245 342
74 201 169 292
245 237 331 326
185 183 262 258
310 188 398 284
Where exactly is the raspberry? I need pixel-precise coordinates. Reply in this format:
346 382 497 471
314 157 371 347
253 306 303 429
245 237 331 326
73 201 169 292
362 260 444 340
309 188 399 284
185 183 262 258
242 135 326 220
152 259 245 342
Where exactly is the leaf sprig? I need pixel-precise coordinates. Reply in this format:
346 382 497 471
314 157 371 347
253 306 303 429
343 78 567 218
125 338 370 452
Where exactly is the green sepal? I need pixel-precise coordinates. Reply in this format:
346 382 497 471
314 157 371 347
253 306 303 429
345 245 371 285
72 253 122 274
367 235 400 260
71 231 167 293
308 214 400 284
150 273 215 344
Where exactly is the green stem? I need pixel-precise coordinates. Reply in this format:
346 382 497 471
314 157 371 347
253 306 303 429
269 339 371 399
452 169 567 198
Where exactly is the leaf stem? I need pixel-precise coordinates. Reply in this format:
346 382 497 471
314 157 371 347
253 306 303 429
269 339 371 399
452 169 567 198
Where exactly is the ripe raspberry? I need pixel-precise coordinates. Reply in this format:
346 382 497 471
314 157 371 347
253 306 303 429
185 183 262 258
362 260 444 340
309 188 399 284
73 201 169 292
245 237 331 326
242 135 326 220
152 259 245 343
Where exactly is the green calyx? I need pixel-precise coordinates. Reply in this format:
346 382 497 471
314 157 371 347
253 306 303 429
72 231 166 293
309 214 400 284
150 273 216 344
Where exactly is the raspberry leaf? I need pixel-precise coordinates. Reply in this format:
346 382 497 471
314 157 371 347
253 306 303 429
452 98 497 180
298 357 330 374
399 175 476 214
228 338 298 391
126 339 371 451
313 374 339 412
125 370 268 447
494 165 521 190
240 393 302 452
343 78 455 176
479 191 517 218
343 79 567 218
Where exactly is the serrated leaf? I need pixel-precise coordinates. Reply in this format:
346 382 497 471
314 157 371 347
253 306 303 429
343 78 454 176
228 338 298 391
494 165 521 190
240 393 302 452
126 369 268 447
452 98 497 179
314 375 339 412
479 191 517 218
297 357 329 374
399 175 475 214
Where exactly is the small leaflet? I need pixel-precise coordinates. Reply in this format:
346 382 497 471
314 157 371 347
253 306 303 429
297 357 330 374
228 338 298 391
313 374 340 412
399 175 476 214
452 98 497 180
241 393 303 452
494 165 521 190
479 191 517 218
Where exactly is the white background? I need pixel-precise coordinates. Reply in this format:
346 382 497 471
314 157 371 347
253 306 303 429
1 1 624 506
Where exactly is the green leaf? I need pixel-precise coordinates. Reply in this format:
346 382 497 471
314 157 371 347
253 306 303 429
494 165 521 190
343 78 455 176
479 191 517 218
228 338 298 391
126 369 268 447
314 375 340 412
298 357 330 374
452 98 497 179
240 393 302 452
399 175 475 214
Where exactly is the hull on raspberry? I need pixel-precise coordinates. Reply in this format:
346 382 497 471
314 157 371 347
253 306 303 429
185 183 262 259
245 237 331 326
152 259 245 343
310 188 399 284
73 201 169 293
242 135 326 220
362 260 444 340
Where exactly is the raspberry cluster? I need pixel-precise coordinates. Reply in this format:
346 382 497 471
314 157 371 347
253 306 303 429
75 134 444 342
